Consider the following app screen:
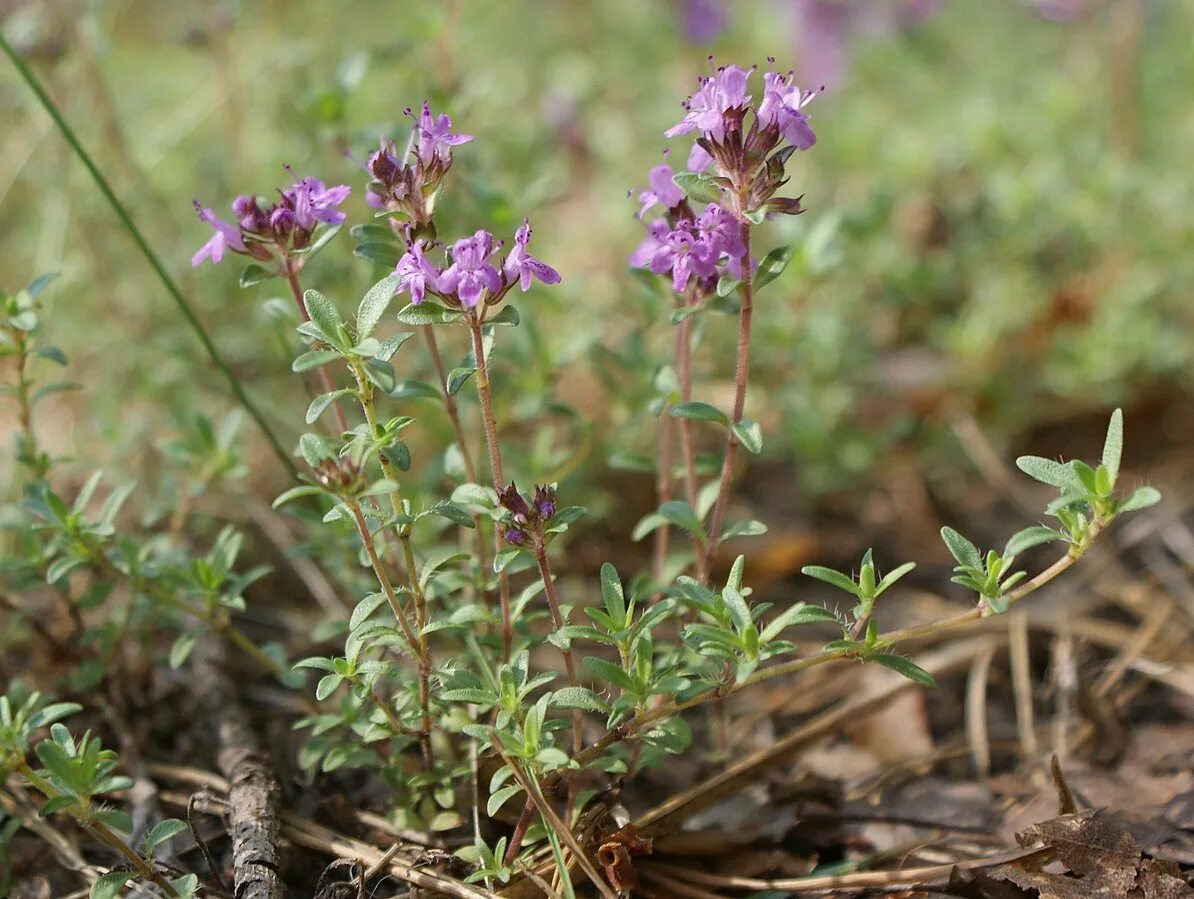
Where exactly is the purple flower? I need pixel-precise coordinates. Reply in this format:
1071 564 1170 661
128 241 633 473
438 231 503 307
637 163 686 219
190 201 245 267
394 240 439 305
414 102 473 168
686 142 713 173
647 222 718 292
629 219 670 269
758 71 820 150
503 527 527 546
695 202 746 261
287 177 351 230
533 485 556 521
498 483 533 523
665 65 752 140
502 220 561 292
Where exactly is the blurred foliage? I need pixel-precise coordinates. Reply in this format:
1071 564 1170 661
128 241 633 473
1 0 1191 500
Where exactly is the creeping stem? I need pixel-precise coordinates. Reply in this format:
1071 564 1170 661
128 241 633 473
703 222 753 576
548 527 1101 793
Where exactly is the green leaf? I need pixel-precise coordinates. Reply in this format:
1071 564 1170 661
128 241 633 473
599 563 626 624
302 289 343 340
169 633 198 669
239 263 275 288
487 305 520 327
1016 456 1083 493
487 784 522 818
316 674 343 701
731 419 763 455
375 331 415 361
753 245 795 292
874 561 916 597
356 274 400 339
719 519 768 539
716 276 743 298
760 603 839 642
1118 486 1161 514
940 527 982 570
446 367 477 396
90 871 131 899
870 654 936 688
354 241 401 267
1101 408 1123 487
1003 526 1062 558
630 512 666 542
672 171 723 204
292 349 342 372
397 301 460 326
306 389 352 425
549 687 610 715
391 379 442 400
362 358 396 393
272 485 323 508
800 565 861 598
658 500 705 538
143 818 188 854
35 345 68 366
669 401 728 425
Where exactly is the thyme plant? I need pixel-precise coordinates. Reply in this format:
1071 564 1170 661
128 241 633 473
0 58 1161 896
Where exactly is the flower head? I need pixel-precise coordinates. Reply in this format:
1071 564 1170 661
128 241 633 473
394 240 440 305
498 483 533 524
637 163 686 219
190 202 246 267
758 71 820 150
438 231 503 307
414 102 473 169
503 220 562 292
665 64 752 139
647 222 719 293
533 485 556 521
286 176 351 230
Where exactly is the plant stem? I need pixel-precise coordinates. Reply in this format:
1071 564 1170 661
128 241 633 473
422 326 492 602
17 764 178 896
703 224 753 576
0 33 294 476
675 311 707 580
285 265 349 434
548 530 1101 792
348 502 433 769
350 362 436 768
531 537 583 834
467 315 513 658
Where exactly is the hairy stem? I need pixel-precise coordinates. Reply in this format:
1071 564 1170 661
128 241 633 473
703 224 753 576
422 326 493 602
284 266 349 434
467 315 513 658
17 764 178 896
348 501 433 770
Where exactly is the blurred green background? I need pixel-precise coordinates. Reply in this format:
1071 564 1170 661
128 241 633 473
2 0 1191 526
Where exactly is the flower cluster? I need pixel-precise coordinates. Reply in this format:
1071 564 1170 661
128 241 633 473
630 196 748 292
393 219 560 310
630 60 815 293
365 102 472 228
497 483 557 546
191 170 350 268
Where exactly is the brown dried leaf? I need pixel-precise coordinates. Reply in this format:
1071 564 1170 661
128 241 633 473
989 810 1193 899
